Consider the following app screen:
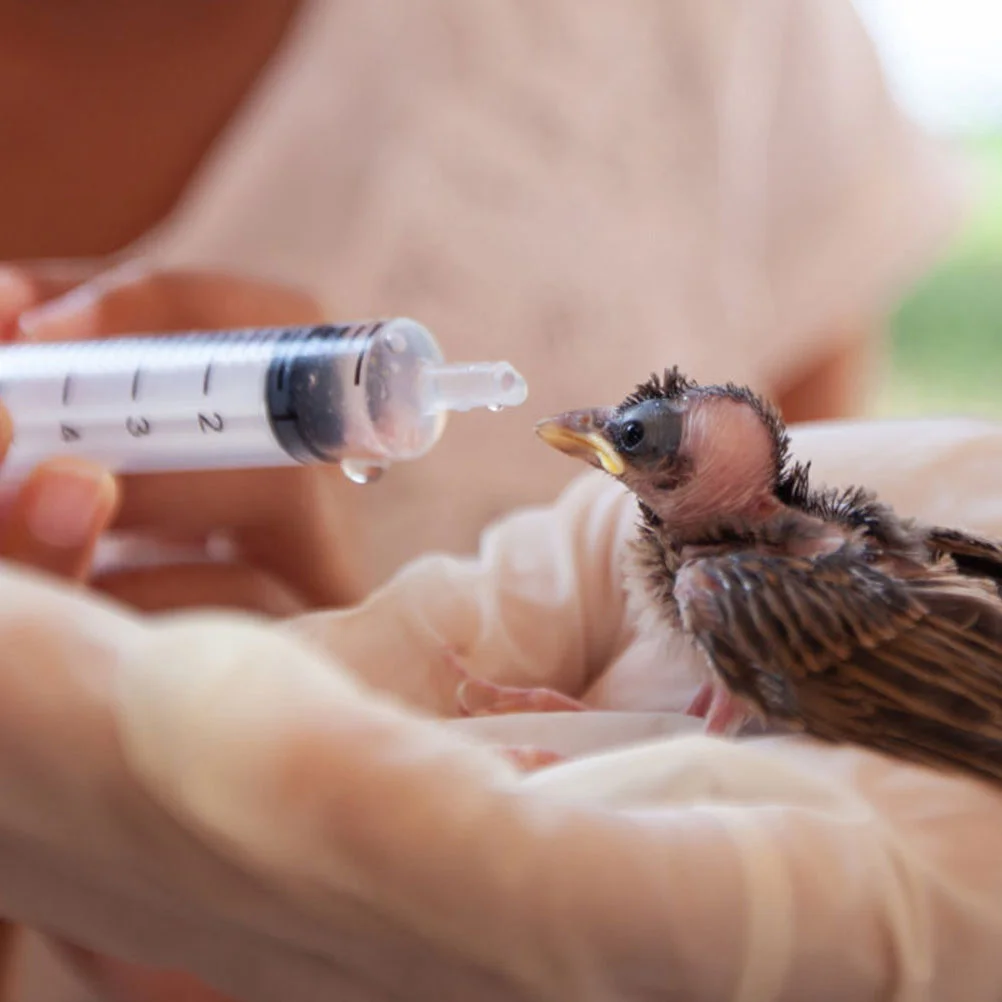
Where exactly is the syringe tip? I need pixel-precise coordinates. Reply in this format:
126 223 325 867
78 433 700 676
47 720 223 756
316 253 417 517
425 361 528 414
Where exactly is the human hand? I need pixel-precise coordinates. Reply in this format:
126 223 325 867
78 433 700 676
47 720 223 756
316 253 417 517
0 398 511 1002
0 418 1001 1002
0 259 358 617
5 518 1002 1002
0 395 232 1002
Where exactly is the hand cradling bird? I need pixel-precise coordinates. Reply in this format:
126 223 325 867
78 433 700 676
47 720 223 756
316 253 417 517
457 367 1002 786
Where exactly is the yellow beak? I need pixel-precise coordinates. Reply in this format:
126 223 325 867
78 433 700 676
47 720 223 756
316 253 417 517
534 411 626 476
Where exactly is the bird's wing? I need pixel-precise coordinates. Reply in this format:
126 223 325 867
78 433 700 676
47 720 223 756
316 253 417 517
926 526 1002 587
676 549 1002 782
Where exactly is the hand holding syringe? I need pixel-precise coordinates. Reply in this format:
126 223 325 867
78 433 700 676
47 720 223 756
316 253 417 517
0 318 528 485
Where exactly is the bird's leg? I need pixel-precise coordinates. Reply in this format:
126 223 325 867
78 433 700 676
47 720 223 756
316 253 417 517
444 647 589 717
686 680 752 737
442 651 570 771
684 682 714 718
459 678 590 716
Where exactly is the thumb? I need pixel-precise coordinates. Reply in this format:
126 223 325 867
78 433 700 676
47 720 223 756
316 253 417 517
92 562 309 617
17 266 324 342
0 259 108 340
52 942 235 1002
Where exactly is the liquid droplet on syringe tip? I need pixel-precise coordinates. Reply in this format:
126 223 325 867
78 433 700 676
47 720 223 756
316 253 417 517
487 403 504 413
340 459 387 485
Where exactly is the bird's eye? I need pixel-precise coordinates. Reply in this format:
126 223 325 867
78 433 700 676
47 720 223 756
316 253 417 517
619 420 645 452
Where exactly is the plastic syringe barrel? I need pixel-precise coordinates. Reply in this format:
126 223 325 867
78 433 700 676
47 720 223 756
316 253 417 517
0 319 526 479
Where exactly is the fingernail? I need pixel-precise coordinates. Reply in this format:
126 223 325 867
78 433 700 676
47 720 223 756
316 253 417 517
26 462 113 547
18 284 97 339
0 269 34 315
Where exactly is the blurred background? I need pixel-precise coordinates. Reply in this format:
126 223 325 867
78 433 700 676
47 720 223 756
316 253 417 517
854 0 1002 416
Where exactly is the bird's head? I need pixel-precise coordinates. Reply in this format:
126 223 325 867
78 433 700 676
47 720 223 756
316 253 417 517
535 368 790 536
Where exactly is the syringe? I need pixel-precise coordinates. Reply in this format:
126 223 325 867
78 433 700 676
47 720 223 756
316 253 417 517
0 318 528 484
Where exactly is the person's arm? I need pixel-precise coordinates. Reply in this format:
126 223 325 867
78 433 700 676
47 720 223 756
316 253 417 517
773 323 878 424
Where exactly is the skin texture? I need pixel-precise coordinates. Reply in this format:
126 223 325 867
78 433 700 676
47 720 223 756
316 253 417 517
0 1 302 258
484 369 1002 791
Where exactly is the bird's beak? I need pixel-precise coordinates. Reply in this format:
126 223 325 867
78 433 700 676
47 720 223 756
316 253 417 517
534 408 625 476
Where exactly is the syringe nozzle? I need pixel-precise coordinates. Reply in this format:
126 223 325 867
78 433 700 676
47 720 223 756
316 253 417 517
424 361 528 413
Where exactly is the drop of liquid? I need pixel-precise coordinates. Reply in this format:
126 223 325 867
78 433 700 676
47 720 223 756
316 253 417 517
487 403 504 413
340 459 387 485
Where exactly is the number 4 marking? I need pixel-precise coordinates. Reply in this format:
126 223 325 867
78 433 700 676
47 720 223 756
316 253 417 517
198 412 225 433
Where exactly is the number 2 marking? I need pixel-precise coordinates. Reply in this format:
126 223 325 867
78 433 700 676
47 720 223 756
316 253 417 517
126 417 151 437
197 412 225 433
60 424 81 443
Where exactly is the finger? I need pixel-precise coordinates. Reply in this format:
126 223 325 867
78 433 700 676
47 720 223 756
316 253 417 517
0 458 120 582
0 271 38 335
55 943 236 1002
0 260 106 340
0 258 106 290
98 964 238 1002
92 562 309 617
18 266 324 342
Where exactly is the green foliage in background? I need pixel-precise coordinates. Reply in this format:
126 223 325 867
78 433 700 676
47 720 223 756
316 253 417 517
882 133 1002 416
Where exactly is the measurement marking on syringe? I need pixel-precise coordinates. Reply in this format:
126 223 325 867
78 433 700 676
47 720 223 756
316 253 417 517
131 368 141 400
202 364 212 396
353 324 381 386
61 375 72 405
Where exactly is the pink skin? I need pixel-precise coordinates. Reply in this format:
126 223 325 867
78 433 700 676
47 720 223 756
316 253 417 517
447 643 751 748
457 676 590 716
442 648 572 770
685 681 752 736
445 647 589 717
640 392 784 533
676 561 756 737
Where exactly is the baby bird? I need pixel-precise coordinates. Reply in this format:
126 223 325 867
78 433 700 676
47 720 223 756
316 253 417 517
473 368 1002 786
